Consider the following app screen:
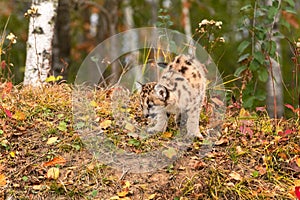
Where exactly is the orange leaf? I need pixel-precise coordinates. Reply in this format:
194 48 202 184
117 188 129 197
296 157 300 168
42 156 66 167
0 174 7 186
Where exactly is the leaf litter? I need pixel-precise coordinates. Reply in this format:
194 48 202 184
0 82 299 199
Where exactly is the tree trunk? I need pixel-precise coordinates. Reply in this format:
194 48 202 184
181 0 192 39
266 0 284 118
96 0 121 85
52 0 71 81
24 0 58 86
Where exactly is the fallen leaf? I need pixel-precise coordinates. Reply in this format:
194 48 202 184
162 147 177 159
46 167 60 180
9 151 15 158
215 137 228 146
278 152 288 160
161 131 173 138
124 123 135 132
147 193 156 200
191 160 207 170
32 184 48 191
117 188 129 197
122 180 131 189
296 157 300 168
100 119 112 129
236 146 245 155
4 108 12 118
296 186 300 199
42 156 66 167
0 174 7 186
46 137 58 145
224 182 235 187
13 111 26 121
229 171 242 181
90 100 98 107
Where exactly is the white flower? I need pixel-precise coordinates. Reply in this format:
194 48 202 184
215 21 223 29
199 19 210 27
219 37 225 43
296 42 300 48
6 33 17 44
209 20 215 25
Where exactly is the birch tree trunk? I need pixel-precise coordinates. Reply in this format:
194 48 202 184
24 0 58 86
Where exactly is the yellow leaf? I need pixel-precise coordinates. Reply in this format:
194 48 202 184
46 137 58 145
90 100 98 107
147 194 156 200
0 174 7 186
123 180 131 188
117 189 129 197
229 171 242 181
100 119 112 129
13 111 26 121
46 167 60 180
9 151 15 158
239 108 250 117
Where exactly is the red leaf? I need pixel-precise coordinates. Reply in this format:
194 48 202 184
4 108 12 118
1 61 6 69
285 104 295 112
284 129 293 135
5 82 13 93
295 186 300 199
255 107 266 112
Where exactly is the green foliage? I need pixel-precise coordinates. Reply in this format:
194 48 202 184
235 0 296 109
156 8 174 28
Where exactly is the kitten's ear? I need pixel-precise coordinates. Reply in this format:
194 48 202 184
135 81 143 92
154 84 169 101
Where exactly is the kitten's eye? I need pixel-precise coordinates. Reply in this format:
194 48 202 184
148 101 154 108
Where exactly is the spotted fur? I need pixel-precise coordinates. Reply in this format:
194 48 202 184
139 54 206 137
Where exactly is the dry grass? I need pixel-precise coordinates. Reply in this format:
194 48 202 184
0 83 299 199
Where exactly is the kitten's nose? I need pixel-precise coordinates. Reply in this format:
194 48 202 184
145 114 149 118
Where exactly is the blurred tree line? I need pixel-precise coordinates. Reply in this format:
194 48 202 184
0 0 299 116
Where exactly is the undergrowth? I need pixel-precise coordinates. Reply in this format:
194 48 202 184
0 83 299 199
